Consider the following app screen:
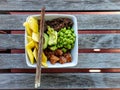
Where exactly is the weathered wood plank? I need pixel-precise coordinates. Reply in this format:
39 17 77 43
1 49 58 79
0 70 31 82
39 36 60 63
0 15 27 30
1 14 120 30
78 34 120 49
1 34 120 49
77 14 120 30
0 73 119 89
78 53 120 68
0 34 24 49
1 53 120 69
1 0 120 11
0 54 29 69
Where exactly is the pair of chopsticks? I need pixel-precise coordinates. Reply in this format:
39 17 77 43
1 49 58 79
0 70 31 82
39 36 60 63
35 7 45 88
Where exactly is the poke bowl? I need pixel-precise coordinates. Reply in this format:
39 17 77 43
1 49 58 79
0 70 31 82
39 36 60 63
24 14 78 68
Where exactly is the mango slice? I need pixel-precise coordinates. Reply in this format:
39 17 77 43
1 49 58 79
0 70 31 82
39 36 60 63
26 47 35 64
33 48 38 61
34 51 48 67
26 40 35 49
41 52 48 67
34 42 39 50
32 32 39 42
27 16 38 33
27 36 33 43
23 22 32 36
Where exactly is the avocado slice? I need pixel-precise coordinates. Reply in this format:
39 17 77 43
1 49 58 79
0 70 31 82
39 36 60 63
43 33 49 49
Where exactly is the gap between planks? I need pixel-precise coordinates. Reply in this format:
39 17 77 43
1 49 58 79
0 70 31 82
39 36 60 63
9 11 120 15
10 49 120 53
2 49 120 53
0 68 119 73
0 68 120 73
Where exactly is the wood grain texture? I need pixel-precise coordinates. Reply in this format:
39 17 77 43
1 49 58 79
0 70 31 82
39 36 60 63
1 53 120 69
1 0 120 11
0 34 24 49
78 34 120 49
0 54 29 69
0 73 119 89
0 15 27 30
1 34 120 49
1 14 120 30
78 53 120 68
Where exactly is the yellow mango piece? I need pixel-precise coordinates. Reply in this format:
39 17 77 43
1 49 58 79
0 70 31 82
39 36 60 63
27 36 33 43
35 42 38 49
41 52 48 67
35 52 48 67
42 62 48 67
26 47 35 64
32 32 39 42
27 16 38 33
26 40 35 49
33 48 38 61
23 22 32 36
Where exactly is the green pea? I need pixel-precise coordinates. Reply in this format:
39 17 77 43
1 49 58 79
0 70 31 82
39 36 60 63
64 45 67 48
71 43 75 48
72 33 76 37
68 40 72 44
65 30 69 34
62 29 66 33
73 38 75 41
70 37 75 41
59 40 62 44
67 34 71 38
66 39 70 44
63 27 66 30
71 29 74 32
60 44 63 48
68 27 70 30
57 45 60 48
62 48 67 53
63 35 67 38
59 32 62 36
60 37 63 40
62 38 65 42
69 30 72 34
57 38 60 42
67 45 71 49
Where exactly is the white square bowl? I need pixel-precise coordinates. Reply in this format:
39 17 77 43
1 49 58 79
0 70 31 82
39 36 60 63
25 14 78 68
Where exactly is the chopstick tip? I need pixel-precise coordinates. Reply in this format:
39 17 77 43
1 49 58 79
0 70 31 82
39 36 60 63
35 83 38 88
38 82 40 87
35 83 40 88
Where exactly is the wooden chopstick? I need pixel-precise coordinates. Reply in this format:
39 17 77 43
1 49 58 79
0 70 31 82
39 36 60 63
35 7 45 88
